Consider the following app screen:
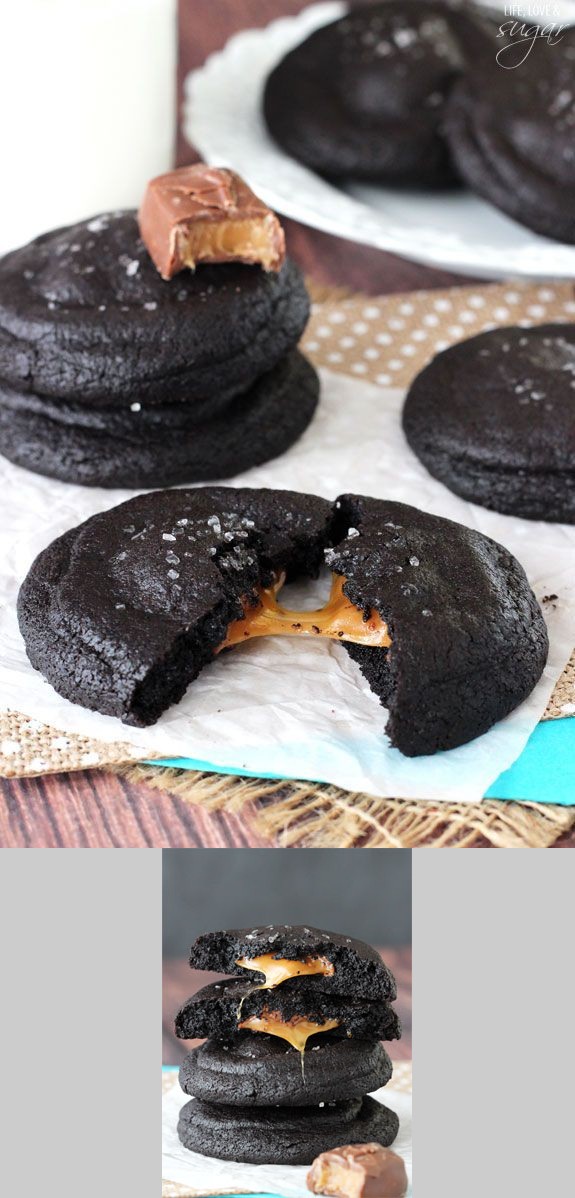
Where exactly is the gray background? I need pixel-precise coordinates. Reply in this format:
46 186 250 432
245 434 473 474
2 848 574 1197
163 847 412 955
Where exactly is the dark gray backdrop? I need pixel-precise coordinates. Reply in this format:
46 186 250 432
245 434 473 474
163 848 411 955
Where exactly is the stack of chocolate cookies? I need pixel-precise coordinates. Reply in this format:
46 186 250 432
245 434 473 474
0 166 319 488
175 925 402 1166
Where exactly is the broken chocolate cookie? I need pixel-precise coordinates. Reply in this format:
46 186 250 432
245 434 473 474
18 486 548 754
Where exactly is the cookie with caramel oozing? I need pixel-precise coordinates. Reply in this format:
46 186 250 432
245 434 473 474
174 978 401 1045
18 486 547 753
189 924 396 1001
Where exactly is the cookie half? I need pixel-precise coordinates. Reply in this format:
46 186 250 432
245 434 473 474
18 486 334 725
179 1035 393 1106
402 324 575 522
331 495 548 755
188 924 396 1001
174 978 401 1044
177 1095 399 1164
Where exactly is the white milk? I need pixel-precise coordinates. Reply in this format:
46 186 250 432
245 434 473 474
0 0 176 252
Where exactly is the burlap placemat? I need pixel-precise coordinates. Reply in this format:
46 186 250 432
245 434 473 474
161 1063 413 1196
2 279 574 845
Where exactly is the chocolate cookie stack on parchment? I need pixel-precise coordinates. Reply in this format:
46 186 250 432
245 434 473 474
174 924 402 1166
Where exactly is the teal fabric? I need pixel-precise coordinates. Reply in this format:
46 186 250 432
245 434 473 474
145 717 575 805
484 719 575 804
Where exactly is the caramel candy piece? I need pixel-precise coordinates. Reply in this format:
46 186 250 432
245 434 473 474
307 1143 408 1198
138 163 286 279
220 573 391 652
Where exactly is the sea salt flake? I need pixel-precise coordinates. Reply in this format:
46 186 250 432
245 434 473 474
87 216 109 232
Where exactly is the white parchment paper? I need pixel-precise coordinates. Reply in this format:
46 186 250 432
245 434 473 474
162 1075 412 1197
1 369 574 800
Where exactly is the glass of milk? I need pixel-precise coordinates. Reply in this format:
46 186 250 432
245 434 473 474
0 0 176 253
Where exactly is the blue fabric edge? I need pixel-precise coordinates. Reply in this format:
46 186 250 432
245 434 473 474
144 717 574 805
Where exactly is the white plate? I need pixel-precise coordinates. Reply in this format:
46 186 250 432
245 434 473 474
183 0 575 280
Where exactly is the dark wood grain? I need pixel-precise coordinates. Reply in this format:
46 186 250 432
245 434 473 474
0 2 571 848
163 947 412 1064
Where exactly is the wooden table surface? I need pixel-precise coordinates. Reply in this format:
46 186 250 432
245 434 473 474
0 1 572 848
163 946 412 1065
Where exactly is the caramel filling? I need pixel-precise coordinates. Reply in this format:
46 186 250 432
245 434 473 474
310 1163 365 1198
236 953 335 990
177 214 282 271
220 574 391 652
239 1010 340 1054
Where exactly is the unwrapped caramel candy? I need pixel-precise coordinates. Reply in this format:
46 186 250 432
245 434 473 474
307 1142 408 1198
138 163 286 279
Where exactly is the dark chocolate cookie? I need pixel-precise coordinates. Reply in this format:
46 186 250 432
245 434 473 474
174 978 401 1043
0 212 310 406
403 324 575 522
263 1 494 184
188 924 396 1000
0 349 319 487
177 1095 399 1164
18 487 335 726
330 495 548 756
179 1034 393 1107
18 487 548 753
445 30 575 243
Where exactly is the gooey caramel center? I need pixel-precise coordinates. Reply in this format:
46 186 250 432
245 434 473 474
235 953 335 990
220 574 391 652
239 1010 340 1054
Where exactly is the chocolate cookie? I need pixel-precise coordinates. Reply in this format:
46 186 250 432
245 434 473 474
0 212 309 404
188 924 397 1000
403 324 575 522
177 1095 399 1164
263 1 494 184
179 1035 393 1106
174 979 401 1044
0 349 319 487
332 494 548 756
18 486 548 754
445 30 575 243
18 486 334 725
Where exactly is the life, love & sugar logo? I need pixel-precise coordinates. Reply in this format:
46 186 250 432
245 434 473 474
496 5 568 67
